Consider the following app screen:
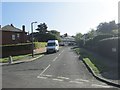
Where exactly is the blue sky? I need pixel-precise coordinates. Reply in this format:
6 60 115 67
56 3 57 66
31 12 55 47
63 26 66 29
1 1 118 35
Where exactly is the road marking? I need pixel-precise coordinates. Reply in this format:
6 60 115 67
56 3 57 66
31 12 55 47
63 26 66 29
58 50 64 56
91 84 111 88
52 57 58 62
37 76 47 79
42 74 52 77
39 64 51 76
57 76 69 80
61 50 64 53
75 79 89 82
69 81 83 84
53 78 63 82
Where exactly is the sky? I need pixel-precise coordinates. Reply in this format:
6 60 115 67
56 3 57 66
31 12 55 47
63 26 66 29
1 0 119 36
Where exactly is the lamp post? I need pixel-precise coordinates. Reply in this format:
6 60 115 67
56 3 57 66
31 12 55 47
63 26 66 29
31 21 37 57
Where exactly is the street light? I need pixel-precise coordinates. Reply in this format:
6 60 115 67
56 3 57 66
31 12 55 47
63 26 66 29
31 21 37 57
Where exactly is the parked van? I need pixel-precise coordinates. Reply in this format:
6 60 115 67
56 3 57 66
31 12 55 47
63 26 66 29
46 40 59 53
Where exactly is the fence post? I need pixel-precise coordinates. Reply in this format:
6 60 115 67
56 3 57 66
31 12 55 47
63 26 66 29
9 56 13 64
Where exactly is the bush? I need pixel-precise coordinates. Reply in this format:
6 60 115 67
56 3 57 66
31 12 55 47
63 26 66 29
97 37 118 59
34 42 47 49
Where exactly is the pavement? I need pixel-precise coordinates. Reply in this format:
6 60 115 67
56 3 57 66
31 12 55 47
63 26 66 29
78 48 120 88
1 47 119 88
0 48 46 66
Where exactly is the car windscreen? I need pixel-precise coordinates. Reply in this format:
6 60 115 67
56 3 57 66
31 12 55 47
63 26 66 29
47 42 55 46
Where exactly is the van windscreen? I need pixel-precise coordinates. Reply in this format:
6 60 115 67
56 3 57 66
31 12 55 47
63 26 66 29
47 42 55 46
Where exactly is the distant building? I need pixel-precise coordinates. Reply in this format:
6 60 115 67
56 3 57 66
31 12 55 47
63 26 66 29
0 24 28 45
60 34 75 46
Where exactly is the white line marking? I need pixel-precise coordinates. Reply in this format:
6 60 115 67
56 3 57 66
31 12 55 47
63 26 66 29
57 50 64 56
37 76 47 79
42 74 52 77
69 81 83 84
75 79 89 82
53 57 58 62
53 78 63 82
57 76 69 80
39 64 51 76
91 84 111 88
61 50 64 53
30 55 43 61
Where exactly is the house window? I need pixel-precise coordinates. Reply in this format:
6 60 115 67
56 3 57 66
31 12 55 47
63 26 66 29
17 34 20 38
12 35 15 40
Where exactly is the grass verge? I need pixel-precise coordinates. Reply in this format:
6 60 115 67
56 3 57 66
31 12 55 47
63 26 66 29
83 58 100 74
73 47 102 75
0 54 31 63
0 52 44 63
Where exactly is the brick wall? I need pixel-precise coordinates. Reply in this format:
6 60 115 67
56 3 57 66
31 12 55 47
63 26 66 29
1 30 27 45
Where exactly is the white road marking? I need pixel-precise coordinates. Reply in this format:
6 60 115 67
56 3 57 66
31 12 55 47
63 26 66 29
69 81 83 84
42 74 52 77
39 64 51 76
61 50 64 53
75 79 89 82
37 76 47 79
57 76 69 80
53 78 63 82
52 57 58 62
91 84 111 88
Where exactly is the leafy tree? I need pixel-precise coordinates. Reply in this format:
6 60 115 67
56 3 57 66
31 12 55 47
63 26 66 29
75 33 82 41
86 29 96 39
75 33 83 46
50 30 60 36
36 23 48 33
96 20 117 34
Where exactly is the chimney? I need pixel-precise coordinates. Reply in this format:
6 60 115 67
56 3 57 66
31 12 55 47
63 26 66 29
11 24 14 27
22 25 25 32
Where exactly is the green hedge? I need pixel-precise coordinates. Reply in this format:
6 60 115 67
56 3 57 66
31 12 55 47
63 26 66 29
83 35 118 59
97 37 118 59
34 42 47 49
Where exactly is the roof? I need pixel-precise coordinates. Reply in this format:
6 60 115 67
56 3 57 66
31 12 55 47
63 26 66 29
1 25 23 32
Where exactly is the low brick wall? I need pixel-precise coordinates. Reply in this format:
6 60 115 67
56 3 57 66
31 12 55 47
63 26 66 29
1 43 32 58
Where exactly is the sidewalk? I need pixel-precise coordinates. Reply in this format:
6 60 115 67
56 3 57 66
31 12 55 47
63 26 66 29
0 48 46 66
80 48 120 87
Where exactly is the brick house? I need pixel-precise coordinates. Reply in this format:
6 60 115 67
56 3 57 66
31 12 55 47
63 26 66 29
0 24 28 45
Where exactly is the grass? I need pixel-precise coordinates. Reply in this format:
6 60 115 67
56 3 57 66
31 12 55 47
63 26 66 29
83 58 100 74
0 50 44 63
0 42 46 63
73 47 102 75
34 42 47 49
0 54 31 63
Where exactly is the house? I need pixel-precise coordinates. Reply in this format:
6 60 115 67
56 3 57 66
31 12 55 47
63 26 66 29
0 24 28 45
60 34 75 46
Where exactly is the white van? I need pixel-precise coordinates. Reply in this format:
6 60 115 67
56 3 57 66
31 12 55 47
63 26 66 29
46 40 59 53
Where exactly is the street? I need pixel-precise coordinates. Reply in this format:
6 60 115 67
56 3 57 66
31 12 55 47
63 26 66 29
2 47 114 88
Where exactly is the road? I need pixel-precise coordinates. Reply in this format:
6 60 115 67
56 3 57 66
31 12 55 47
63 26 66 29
2 47 114 88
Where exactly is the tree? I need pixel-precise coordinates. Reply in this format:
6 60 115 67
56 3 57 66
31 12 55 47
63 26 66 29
86 29 96 39
36 23 48 33
96 20 117 34
75 33 82 41
50 30 60 36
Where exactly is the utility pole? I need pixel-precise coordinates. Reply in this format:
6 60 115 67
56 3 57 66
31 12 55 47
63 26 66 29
31 21 37 57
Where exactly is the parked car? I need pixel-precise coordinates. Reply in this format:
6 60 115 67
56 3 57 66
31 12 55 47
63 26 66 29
46 40 59 53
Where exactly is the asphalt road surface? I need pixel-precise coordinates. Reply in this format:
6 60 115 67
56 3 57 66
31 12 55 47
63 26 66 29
2 47 115 88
